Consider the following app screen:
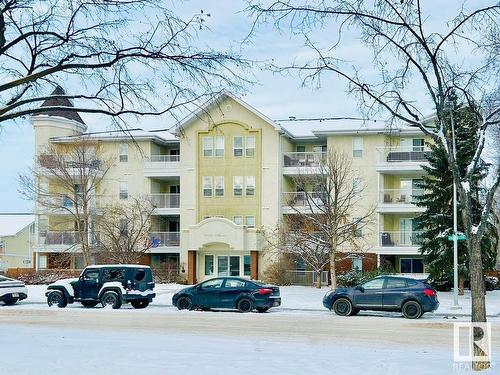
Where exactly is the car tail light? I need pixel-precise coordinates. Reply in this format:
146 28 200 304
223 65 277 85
258 288 273 295
423 288 436 297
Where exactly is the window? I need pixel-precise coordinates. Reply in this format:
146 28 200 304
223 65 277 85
200 278 223 289
245 176 255 196
225 279 246 288
83 269 99 281
215 176 224 197
203 136 213 157
296 145 306 152
352 257 362 271
233 216 243 225
103 269 125 281
245 216 255 228
205 255 214 276
215 136 224 157
400 258 424 273
353 217 362 237
353 137 363 157
229 256 240 276
244 255 251 276
233 136 243 157
203 176 213 197
217 256 229 276
119 219 128 236
362 278 385 289
119 182 128 200
413 138 425 151
119 143 128 162
233 176 243 196
386 278 407 289
74 184 83 199
353 178 362 195
245 136 255 157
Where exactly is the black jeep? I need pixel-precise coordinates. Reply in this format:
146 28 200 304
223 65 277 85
45 265 156 309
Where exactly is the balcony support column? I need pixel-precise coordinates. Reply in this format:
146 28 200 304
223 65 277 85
250 250 259 280
187 250 197 285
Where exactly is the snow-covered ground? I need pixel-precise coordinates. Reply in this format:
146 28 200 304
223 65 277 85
15 284 500 317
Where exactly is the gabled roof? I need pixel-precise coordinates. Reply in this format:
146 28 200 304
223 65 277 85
0 214 35 237
34 86 86 125
175 91 292 136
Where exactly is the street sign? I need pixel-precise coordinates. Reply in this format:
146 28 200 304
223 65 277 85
448 233 466 241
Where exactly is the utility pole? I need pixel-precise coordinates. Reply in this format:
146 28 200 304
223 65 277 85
449 105 461 310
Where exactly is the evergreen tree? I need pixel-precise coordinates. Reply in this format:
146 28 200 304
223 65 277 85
414 99 498 286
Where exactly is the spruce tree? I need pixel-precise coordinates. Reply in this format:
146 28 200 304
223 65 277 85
414 99 498 287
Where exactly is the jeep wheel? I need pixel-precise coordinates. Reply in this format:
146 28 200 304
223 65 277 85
332 298 353 316
131 300 150 309
176 296 192 310
81 301 99 308
47 290 68 308
237 298 253 313
2 297 19 306
100 291 122 309
402 301 422 319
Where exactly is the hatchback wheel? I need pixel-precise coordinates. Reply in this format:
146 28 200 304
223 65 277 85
176 296 192 310
47 290 68 308
332 298 353 316
100 291 122 309
402 300 422 319
237 298 253 313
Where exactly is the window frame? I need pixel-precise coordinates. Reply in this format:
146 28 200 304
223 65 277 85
233 216 243 225
202 136 213 158
204 255 214 276
233 136 243 157
245 176 255 196
215 176 224 197
352 137 364 158
119 181 128 200
245 136 255 157
215 136 224 158
233 176 243 197
245 216 255 228
202 176 213 197
119 143 128 162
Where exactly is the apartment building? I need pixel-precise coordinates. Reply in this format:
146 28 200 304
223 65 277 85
0 213 35 273
31 89 431 282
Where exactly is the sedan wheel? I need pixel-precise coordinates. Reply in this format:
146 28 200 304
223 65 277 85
237 298 253 313
176 296 192 310
332 298 353 316
402 300 422 319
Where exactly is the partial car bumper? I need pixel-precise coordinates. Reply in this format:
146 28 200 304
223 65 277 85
0 286 28 302
257 297 281 308
124 292 156 302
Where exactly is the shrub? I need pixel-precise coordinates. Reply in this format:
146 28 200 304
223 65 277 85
15 270 80 285
262 259 294 286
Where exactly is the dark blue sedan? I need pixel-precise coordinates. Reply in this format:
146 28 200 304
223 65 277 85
323 276 439 319
172 277 281 313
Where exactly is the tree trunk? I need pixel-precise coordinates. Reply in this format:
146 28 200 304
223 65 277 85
315 270 322 288
330 252 337 290
469 239 489 370
459 275 465 296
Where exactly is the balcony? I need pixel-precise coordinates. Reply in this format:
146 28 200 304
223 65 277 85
144 154 180 177
149 232 180 253
149 193 180 215
282 191 324 213
282 152 326 175
35 194 104 214
377 189 425 213
379 231 423 254
376 147 431 172
38 154 103 177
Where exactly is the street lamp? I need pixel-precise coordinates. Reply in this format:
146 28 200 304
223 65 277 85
448 104 461 310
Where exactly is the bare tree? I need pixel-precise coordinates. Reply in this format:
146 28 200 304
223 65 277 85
94 197 155 264
0 0 249 127
283 150 374 289
266 217 330 288
19 137 113 266
248 0 500 332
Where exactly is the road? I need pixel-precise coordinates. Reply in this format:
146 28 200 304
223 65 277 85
1 307 499 374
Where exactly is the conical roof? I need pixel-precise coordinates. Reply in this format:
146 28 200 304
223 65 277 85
36 86 85 124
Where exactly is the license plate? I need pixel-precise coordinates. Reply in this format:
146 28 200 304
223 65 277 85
12 293 19 297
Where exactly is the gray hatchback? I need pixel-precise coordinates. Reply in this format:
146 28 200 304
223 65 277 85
323 276 439 319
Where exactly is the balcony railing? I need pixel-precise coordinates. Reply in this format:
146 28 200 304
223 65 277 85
40 231 81 245
149 193 180 209
39 154 101 170
149 232 180 247
379 231 424 247
282 191 325 207
377 147 431 163
379 189 424 204
148 154 180 163
283 152 326 167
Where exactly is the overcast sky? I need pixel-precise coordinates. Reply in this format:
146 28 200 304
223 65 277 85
0 0 490 212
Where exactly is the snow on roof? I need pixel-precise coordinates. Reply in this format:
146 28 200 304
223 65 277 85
278 118 424 138
0 214 35 237
50 128 179 144
85 264 151 269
